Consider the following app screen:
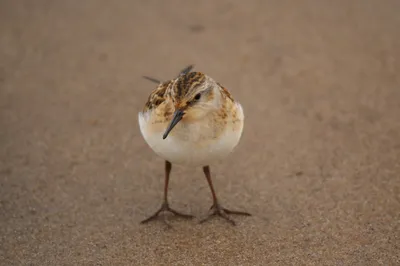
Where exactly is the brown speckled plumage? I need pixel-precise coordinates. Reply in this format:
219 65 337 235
143 80 173 112
173 71 206 99
143 70 237 122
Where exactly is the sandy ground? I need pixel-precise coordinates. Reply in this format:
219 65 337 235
1 0 400 265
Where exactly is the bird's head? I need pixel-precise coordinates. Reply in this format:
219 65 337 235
163 71 221 139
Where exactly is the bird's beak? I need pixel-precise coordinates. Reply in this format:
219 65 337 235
163 109 185 139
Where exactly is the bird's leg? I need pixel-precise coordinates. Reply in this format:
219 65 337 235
140 161 193 225
200 166 251 226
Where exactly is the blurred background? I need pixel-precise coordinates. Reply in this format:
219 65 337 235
1 0 399 265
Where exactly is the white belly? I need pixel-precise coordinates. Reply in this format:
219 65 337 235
138 109 244 167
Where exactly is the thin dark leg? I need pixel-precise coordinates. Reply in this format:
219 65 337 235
203 166 218 203
200 166 251 226
140 161 193 225
163 160 171 203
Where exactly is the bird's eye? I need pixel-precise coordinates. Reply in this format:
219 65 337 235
194 93 201 100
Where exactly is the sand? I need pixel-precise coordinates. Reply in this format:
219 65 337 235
1 0 399 265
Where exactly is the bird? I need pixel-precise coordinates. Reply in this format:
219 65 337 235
138 65 251 226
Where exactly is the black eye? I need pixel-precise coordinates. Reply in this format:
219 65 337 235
194 93 201 100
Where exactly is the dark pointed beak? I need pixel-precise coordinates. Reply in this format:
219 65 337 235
163 109 184 139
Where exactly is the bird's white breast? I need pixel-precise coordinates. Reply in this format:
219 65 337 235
138 103 244 167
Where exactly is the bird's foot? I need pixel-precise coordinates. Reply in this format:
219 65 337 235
140 202 193 225
199 203 251 226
